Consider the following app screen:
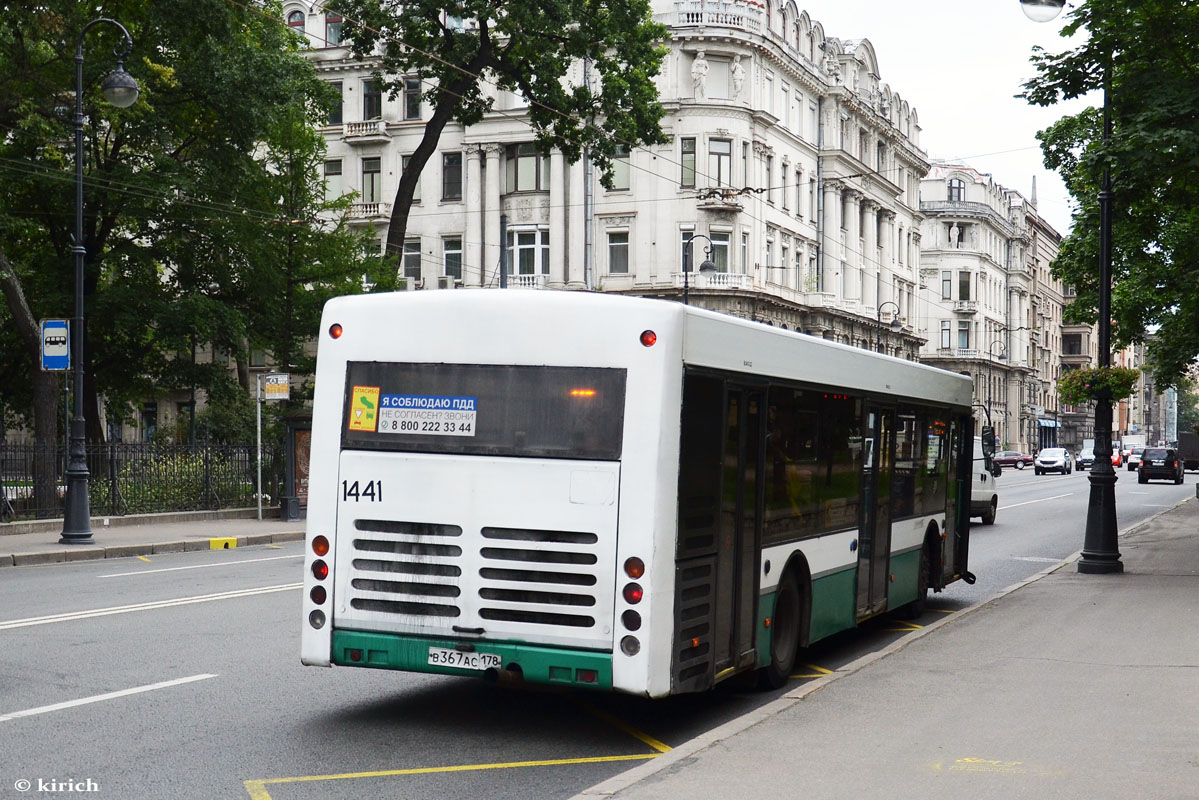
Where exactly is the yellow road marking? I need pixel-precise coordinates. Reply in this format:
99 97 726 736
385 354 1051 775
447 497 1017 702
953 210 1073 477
932 608 955 614
265 544 283 549
791 663 833 679
884 620 923 631
243 753 659 799
576 701 672 753
209 537 237 550
137 556 151 562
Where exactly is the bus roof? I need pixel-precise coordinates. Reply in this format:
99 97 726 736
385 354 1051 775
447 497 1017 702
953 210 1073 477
320 290 972 409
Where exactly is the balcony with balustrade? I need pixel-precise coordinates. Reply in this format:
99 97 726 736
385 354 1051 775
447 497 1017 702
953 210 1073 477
342 119 390 145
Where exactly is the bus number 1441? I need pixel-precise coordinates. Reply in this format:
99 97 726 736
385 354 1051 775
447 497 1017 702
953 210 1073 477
342 480 382 502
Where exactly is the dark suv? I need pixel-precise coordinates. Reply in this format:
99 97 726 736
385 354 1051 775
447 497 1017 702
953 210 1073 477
1138 448 1185 484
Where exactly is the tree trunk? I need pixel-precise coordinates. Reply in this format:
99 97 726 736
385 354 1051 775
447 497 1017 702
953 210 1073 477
0 246 62 517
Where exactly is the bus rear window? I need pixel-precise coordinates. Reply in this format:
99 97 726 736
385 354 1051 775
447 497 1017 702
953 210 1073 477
341 362 626 460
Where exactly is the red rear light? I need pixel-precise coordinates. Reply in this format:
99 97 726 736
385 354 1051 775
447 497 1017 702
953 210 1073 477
311 559 328 580
312 535 329 557
624 556 645 579
310 585 327 605
329 323 343 339
640 330 657 347
623 582 643 604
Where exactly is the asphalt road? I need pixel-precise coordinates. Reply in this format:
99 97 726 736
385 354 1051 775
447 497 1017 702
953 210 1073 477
0 470 1191 800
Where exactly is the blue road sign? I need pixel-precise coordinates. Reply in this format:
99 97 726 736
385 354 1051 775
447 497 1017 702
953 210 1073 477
41 319 70 371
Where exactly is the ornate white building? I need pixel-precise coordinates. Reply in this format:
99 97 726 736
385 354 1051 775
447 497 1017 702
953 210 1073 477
918 163 1064 453
286 1 930 357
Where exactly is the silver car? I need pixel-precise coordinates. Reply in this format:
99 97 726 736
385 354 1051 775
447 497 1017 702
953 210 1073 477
1034 447 1073 475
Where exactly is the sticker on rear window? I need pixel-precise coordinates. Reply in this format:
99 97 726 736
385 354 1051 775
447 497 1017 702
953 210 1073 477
348 386 380 432
377 394 477 436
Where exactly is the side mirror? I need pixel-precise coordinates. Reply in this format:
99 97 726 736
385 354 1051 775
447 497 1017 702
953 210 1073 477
980 426 996 458
991 464 1002 478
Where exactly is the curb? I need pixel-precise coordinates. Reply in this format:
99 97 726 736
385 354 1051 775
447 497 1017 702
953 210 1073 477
572 494 1195 800
0 507 281 536
2 531 304 568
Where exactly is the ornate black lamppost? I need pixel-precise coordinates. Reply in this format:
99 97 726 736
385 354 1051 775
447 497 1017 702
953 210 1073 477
682 233 717 306
1021 0 1121 572
875 301 901 354
61 19 139 544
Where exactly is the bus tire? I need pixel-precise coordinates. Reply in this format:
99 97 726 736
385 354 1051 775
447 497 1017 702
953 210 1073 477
902 539 933 620
757 571 801 690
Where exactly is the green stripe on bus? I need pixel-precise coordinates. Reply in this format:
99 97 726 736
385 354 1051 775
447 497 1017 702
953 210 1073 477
807 567 858 643
887 548 922 611
331 630 614 689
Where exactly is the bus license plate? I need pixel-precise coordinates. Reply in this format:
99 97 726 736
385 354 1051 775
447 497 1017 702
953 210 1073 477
427 647 501 671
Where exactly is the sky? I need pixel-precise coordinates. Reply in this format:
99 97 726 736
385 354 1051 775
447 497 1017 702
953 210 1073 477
801 0 1091 235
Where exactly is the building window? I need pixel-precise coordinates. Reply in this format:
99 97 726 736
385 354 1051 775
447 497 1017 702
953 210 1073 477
443 238 462 279
442 152 462 200
363 80 382 120
505 144 549 192
608 231 629 274
323 159 342 201
610 145 630 191
402 155 421 202
402 238 421 280
958 321 970 349
765 237 773 270
140 402 158 442
765 155 774 204
403 77 421 120
681 137 696 188
327 81 343 125
287 10 305 31
781 85 789 129
325 12 342 46
795 169 803 217
710 231 730 272
506 230 549 275
361 157 381 204
958 271 971 301
941 320 951 349
709 138 732 187
948 178 965 202
741 231 749 273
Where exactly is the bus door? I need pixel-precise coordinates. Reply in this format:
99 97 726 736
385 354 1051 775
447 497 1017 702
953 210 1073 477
856 404 895 618
713 384 765 674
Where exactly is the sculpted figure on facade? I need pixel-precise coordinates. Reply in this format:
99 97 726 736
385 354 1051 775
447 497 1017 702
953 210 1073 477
692 50 708 98
731 55 745 99
949 222 960 248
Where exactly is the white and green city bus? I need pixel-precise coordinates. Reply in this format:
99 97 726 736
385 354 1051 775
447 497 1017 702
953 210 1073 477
301 291 976 697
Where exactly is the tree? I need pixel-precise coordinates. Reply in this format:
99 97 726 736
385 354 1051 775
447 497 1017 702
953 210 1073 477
0 3 377 449
330 0 669 263
1022 0 1199 388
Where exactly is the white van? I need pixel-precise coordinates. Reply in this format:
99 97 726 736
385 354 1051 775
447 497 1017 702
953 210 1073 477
971 436 999 525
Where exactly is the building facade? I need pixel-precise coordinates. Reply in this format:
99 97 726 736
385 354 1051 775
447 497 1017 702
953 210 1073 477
917 164 1063 453
286 2 930 358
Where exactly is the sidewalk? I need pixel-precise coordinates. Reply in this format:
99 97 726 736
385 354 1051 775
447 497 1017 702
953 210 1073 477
577 496 1199 800
0 511 305 567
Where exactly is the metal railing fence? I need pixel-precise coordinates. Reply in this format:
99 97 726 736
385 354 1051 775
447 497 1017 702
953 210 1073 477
0 442 283 522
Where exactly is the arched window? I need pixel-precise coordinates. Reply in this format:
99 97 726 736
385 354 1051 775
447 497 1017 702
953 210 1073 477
948 178 965 202
287 10 305 28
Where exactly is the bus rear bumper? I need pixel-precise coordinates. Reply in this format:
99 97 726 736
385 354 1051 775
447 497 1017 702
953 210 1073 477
330 629 614 690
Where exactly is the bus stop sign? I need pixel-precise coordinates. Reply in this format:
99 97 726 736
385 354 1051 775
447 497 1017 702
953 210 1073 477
41 319 70 371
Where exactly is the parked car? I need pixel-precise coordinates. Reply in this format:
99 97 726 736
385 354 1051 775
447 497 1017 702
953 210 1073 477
1126 446 1147 472
1034 447 1073 475
1138 448 1185 484
992 450 1033 470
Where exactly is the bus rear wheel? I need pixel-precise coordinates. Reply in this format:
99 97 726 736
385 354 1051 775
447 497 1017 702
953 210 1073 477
902 541 932 620
757 572 801 690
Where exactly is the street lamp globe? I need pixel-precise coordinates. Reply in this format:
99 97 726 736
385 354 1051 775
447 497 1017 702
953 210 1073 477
1020 0 1065 23
101 64 139 108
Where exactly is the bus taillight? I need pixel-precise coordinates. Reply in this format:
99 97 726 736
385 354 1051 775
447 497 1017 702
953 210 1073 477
310 585 327 605
312 535 329 557
640 330 656 347
329 323 343 339
622 583 643 604
623 556 645 579
311 560 328 581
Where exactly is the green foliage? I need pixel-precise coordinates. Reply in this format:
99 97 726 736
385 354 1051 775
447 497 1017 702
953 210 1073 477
0 0 377 445
330 0 669 258
1055 366 1141 407
89 450 255 514
1022 0 1199 388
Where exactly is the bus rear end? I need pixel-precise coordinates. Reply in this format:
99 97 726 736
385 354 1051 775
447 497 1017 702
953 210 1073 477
302 292 683 696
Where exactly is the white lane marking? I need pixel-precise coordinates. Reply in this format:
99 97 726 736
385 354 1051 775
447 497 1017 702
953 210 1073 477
0 674 217 723
99 554 303 578
999 492 1073 510
1141 504 1176 507
1012 556 1063 563
0 584 301 630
